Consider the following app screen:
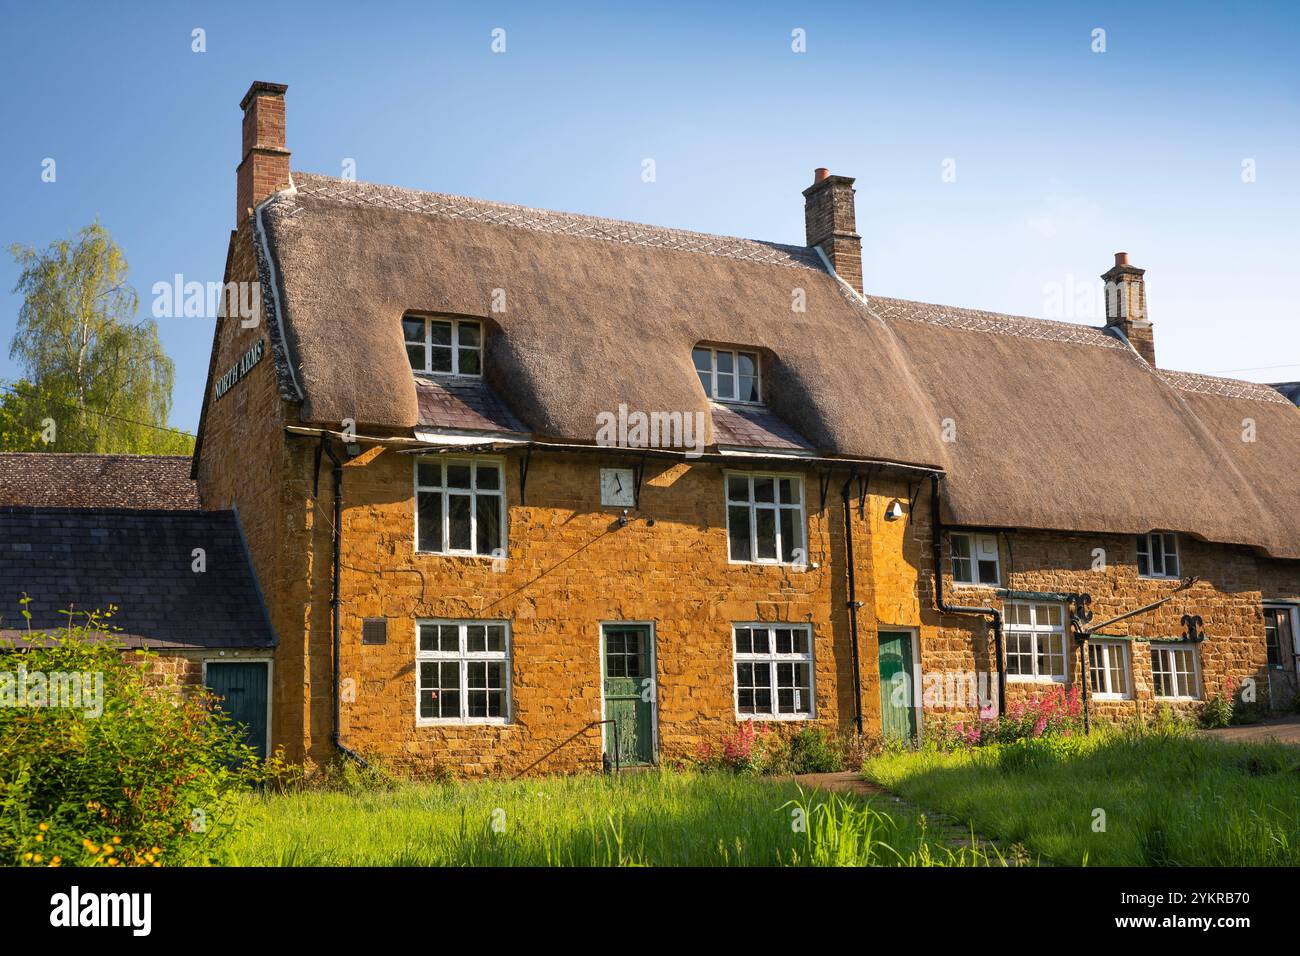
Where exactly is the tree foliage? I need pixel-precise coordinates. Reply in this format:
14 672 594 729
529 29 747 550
5 222 193 454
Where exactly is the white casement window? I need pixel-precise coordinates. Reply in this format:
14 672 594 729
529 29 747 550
403 315 482 376
416 620 510 723
733 624 814 719
1087 640 1130 699
725 472 805 564
1264 605 1298 671
1136 532 1180 579
1151 645 1200 700
415 458 506 556
1004 601 1068 682
951 532 1000 585
693 346 761 403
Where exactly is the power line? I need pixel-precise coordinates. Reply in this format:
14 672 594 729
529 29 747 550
1207 362 1300 375
0 381 196 440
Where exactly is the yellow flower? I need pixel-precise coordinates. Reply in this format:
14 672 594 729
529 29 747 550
50 857 61 867
144 853 155 863
151 846 162 854
35 835 44 843
112 836 121 845
107 858 118 867
22 853 32 861
102 845 115 855
152 861 161 868
32 854 42 863
38 823 48 832
86 843 99 854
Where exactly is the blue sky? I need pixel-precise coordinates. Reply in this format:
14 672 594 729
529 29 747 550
2 0 1297 432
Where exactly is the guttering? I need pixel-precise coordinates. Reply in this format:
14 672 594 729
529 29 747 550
841 471 865 737
929 474 1005 715
316 435 367 767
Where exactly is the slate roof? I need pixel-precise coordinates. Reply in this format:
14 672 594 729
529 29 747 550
0 508 276 649
711 403 814 452
0 454 199 509
415 377 527 434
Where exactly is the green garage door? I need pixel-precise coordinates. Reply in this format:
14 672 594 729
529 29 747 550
205 661 269 759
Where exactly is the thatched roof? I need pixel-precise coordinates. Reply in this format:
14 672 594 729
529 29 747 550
251 172 1300 558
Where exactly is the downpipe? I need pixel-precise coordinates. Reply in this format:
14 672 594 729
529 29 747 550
319 436 368 767
841 472 865 737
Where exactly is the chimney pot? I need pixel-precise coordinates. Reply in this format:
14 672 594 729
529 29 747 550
814 167 830 183
1114 251 1129 267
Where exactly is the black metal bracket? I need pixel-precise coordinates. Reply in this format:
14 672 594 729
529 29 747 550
1181 614 1207 642
818 470 833 513
633 451 648 509
857 465 874 520
907 480 924 524
312 434 324 498
518 445 533 506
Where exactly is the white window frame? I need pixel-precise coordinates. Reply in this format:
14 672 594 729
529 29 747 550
403 315 483 377
693 345 761 404
1086 640 1131 699
1004 601 1069 683
1150 644 1200 700
724 471 806 566
731 623 815 720
414 456 506 557
1136 532 1181 579
415 619 511 725
950 532 1000 586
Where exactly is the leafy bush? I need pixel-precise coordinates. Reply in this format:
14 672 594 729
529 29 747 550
934 686 1084 750
0 604 267 867
692 722 851 775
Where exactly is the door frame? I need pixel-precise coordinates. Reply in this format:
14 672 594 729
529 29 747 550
201 656 273 758
1263 602 1300 700
598 621 659 764
876 626 923 742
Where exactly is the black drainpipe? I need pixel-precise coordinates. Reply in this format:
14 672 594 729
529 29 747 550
841 472 864 736
319 436 368 767
929 475 1005 716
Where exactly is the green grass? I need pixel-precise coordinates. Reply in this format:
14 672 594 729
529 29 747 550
864 730 1300 866
226 770 997 866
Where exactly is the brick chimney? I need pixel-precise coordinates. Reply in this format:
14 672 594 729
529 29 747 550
1101 252 1154 365
236 81 291 224
803 168 863 294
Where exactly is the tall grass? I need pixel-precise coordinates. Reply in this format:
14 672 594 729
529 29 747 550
864 728 1300 866
227 770 997 867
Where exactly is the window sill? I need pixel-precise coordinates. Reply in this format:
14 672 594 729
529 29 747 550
1152 696 1200 703
415 550 506 562
412 371 483 381
1006 675 1068 684
1138 573 1182 581
727 558 808 569
1090 693 1131 702
735 712 815 722
416 718 510 727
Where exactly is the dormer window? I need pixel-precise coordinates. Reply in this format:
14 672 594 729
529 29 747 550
693 346 760 403
404 315 482 376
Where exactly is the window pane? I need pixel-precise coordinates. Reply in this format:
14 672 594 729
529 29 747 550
736 352 756 379
727 476 750 502
406 344 426 370
734 628 752 653
977 559 998 584
775 628 794 654
692 347 712 372
429 321 452 345
716 372 735 399
476 464 501 490
448 495 472 550
728 506 752 560
417 462 441 487
446 464 472 488
476 494 502 555
486 625 505 653
439 625 459 651
417 491 443 552
402 317 425 342
467 625 486 652
697 369 712 393
753 477 775 502
458 348 481 375
430 346 453 373
716 351 734 375
419 624 438 652
755 509 777 559
458 322 481 347
780 508 797 563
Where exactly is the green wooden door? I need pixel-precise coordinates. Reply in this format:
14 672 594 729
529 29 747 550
205 662 269 759
602 626 655 766
877 631 918 743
